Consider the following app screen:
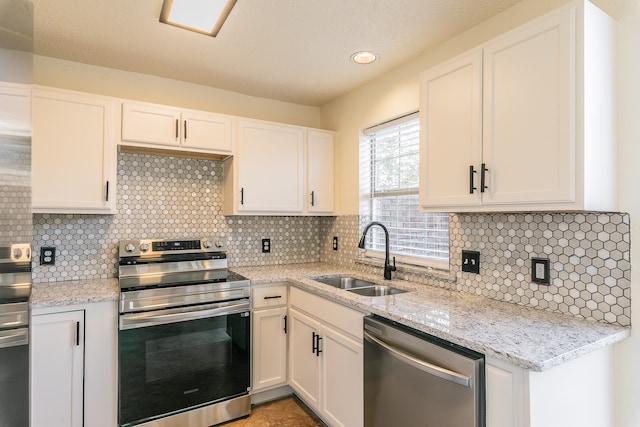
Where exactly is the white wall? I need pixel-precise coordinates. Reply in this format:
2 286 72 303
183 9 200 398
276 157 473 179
33 56 322 129
614 1 640 425
0 47 31 83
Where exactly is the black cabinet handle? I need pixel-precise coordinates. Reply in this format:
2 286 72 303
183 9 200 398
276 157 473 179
105 181 110 202
175 119 179 140
316 335 322 357
311 191 315 206
263 295 282 300
312 331 318 354
480 163 489 193
283 315 287 334
75 321 80 346
184 120 187 140
240 188 244 205
469 166 477 194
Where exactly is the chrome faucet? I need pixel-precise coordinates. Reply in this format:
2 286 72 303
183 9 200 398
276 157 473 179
358 221 396 280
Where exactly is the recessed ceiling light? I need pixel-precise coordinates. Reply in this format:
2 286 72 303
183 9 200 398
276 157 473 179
160 0 236 37
351 51 378 64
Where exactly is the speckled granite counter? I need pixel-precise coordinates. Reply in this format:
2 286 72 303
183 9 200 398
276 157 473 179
31 278 119 308
30 263 629 371
233 262 630 372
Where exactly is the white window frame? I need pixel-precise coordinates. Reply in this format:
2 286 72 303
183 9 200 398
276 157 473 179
359 111 450 271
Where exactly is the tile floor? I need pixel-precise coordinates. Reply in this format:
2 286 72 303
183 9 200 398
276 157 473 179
221 396 326 426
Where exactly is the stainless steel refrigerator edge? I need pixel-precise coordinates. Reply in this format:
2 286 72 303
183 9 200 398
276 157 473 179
0 1 33 426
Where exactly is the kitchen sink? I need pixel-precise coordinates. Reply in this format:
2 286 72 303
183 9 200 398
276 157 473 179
347 285 406 297
312 276 407 296
313 275 377 289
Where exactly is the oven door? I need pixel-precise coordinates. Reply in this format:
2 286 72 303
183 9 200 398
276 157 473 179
118 301 250 427
0 327 29 427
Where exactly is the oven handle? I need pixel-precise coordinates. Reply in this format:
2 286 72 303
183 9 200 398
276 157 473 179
0 327 29 349
120 300 250 330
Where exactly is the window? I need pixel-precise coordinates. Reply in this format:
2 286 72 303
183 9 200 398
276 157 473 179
360 112 449 269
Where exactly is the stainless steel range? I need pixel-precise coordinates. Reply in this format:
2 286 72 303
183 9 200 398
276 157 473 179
117 238 251 427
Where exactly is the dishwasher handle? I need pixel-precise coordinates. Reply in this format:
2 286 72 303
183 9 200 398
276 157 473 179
364 330 472 388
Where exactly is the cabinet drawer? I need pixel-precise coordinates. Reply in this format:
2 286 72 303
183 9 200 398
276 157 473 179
252 283 289 308
290 287 364 340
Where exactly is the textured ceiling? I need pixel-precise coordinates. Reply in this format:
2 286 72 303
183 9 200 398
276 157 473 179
32 0 522 106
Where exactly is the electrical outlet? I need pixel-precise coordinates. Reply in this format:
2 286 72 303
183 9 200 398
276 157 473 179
461 250 480 274
332 236 338 251
531 258 550 284
261 238 271 253
40 246 56 265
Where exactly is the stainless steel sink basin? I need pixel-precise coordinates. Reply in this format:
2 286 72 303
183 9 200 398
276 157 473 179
313 276 407 297
347 285 407 297
313 276 377 289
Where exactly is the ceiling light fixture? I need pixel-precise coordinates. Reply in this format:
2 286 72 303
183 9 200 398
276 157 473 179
351 51 378 64
160 0 236 37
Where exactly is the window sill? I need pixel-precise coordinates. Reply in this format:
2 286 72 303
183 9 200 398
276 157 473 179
355 256 456 282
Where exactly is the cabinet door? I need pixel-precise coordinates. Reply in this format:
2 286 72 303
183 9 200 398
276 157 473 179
482 8 574 206
419 50 483 210
121 102 180 147
181 110 232 153
236 120 305 213
321 325 363 427
307 129 334 213
486 357 528 427
32 89 116 213
288 308 321 408
252 306 288 392
31 310 84 427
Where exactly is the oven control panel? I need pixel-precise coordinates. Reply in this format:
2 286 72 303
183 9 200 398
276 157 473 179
119 238 225 258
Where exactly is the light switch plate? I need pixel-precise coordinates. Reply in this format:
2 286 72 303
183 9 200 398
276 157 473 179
531 258 550 284
461 250 480 274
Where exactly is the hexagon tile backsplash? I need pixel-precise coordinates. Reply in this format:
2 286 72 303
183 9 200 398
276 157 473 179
319 213 631 327
32 152 631 326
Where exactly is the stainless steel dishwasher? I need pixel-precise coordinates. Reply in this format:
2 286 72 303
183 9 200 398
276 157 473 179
364 316 485 427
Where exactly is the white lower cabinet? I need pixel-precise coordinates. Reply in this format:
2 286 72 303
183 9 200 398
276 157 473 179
289 309 321 408
486 346 614 427
252 283 289 392
31 310 84 427
30 301 117 427
288 287 364 427
320 321 363 427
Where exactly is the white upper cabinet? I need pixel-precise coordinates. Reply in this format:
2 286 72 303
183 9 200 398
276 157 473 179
307 129 334 214
32 87 117 214
121 101 233 155
223 119 334 216
419 50 483 208
419 0 617 212
225 118 305 214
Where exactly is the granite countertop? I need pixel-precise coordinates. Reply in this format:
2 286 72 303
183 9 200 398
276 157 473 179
31 278 119 308
30 262 630 372
233 262 630 372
